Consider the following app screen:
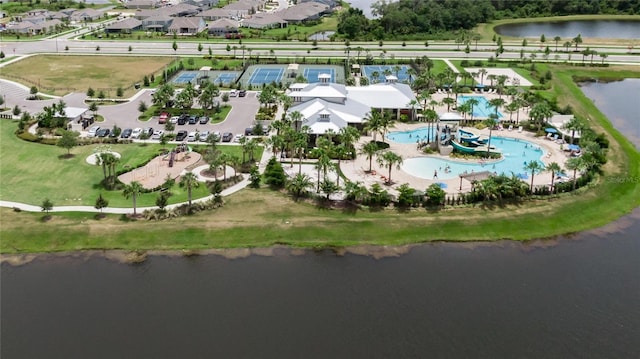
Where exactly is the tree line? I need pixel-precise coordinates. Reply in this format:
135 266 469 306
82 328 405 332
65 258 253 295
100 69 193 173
338 0 640 40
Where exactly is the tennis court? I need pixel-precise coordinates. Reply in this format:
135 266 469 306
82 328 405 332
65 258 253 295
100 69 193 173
214 72 239 84
362 65 413 83
172 71 200 84
303 68 336 83
247 67 285 85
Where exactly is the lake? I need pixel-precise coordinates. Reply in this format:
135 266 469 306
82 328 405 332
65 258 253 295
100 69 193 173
579 78 640 149
2 80 640 358
495 20 640 39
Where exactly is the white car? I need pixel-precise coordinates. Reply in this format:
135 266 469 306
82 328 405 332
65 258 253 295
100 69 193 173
87 125 100 137
187 131 198 142
229 89 237 97
213 131 221 142
233 134 244 143
198 130 210 142
131 128 143 139
151 130 164 140
169 116 179 124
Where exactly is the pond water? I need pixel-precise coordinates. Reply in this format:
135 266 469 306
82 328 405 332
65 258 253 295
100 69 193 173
579 78 640 149
495 20 640 39
2 80 639 358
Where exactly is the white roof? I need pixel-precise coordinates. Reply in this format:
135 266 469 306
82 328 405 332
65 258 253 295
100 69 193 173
440 112 464 121
550 114 581 139
64 107 88 118
309 121 341 134
292 85 346 99
346 83 415 109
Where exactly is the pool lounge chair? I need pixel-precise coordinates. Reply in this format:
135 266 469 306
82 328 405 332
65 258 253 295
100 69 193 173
518 126 523 132
508 125 513 131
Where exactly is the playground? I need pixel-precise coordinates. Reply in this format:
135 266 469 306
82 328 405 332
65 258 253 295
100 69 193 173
118 144 202 189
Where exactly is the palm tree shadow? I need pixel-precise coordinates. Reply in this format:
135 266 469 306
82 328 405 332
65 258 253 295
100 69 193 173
58 154 75 160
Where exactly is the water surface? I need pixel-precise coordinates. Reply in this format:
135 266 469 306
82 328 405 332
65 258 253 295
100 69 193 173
495 20 640 39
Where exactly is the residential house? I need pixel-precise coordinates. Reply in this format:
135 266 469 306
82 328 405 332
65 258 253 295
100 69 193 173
199 8 236 21
299 0 337 9
105 17 143 34
50 11 71 21
277 2 330 24
207 18 239 36
167 3 201 17
168 17 206 35
26 9 49 17
223 0 263 18
21 15 46 24
5 21 33 34
124 0 159 9
29 19 63 35
241 13 286 29
183 0 219 9
141 15 173 32
70 9 103 22
287 75 417 136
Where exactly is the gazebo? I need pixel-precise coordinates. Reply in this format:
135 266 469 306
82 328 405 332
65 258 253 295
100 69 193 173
458 170 494 191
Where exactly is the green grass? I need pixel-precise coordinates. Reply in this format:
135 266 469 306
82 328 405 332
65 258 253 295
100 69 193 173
244 16 339 41
0 120 260 207
448 60 539 85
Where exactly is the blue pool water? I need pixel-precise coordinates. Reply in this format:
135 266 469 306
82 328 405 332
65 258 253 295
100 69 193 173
387 127 439 143
402 136 545 180
459 96 503 119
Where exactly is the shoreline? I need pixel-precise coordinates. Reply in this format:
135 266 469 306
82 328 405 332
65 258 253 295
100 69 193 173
2 206 638 266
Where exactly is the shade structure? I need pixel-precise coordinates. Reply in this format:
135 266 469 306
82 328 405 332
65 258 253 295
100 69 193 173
436 182 448 189
439 112 464 121
568 144 581 151
545 128 558 133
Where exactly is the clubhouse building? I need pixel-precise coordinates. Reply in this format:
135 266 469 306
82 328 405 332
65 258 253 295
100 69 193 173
287 74 417 136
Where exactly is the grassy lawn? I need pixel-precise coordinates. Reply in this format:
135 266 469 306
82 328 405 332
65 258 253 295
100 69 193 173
0 55 174 96
242 16 339 41
0 120 261 208
448 59 540 85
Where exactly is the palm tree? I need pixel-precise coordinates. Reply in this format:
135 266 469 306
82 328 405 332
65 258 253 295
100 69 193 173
288 110 304 132
360 141 379 173
122 181 144 215
477 68 488 86
553 36 561 52
442 97 455 112
287 173 313 200
313 149 333 193
344 180 368 203
546 162 562 193
529 102 552 132
565 157 586 191
371 70 380 83
179 171 200 209
376 151 403 184
483 114 499 158
563 117 586 144
466 97 479 122
573 33 582 51
524 161 544 193
364 111 384 141
488 98 505 118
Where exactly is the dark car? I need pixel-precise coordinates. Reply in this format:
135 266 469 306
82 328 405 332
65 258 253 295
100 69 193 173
144 127 154 138
244 127 253 136
222 132 233 142
96 128 110 138
199 116 209 125
188 116 198 125
238 89 247 97
177 117 187 125
175 130 188 142
121 128 133 138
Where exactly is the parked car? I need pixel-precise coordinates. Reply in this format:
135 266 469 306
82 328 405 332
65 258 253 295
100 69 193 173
229 90 237 97
222 132 233 142
175 130 188 142
144 127 154 138
238 89 247 97
87 126 100 137
188 116 198 125
187 132 198 142
213 131 221 142
131 128 143 139
121 128 132 138
233 134 244 143
158 112 169 124
151 130 164 140
169 116 179 124
244 127 253 136
199 130 210 142
177 117 187 125
96 128 110 138
199 116 209 125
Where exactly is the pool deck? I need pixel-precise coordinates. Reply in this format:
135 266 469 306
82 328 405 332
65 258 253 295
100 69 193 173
342 123 571 196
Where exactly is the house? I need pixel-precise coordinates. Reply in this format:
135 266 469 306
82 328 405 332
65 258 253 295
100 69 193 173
21 15 46 24
278 2 330 24
299 0 337 9
183 0 219 9
199 8 236 21
70 9 103 22
26 9 49 17
124 0 159 9
142 15 173 32
287 75 417 136
207 18 239 36
168 17 206 35
29 19 63 35
105 17 143 34
223 0 262 18
6 21 33 34
167 3 201 17
50 11 71 21
241 13 286 29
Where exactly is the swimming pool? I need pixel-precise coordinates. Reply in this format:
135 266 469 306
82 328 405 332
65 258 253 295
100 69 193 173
387 127 439 143
402 136 545 180
458 96 503 119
